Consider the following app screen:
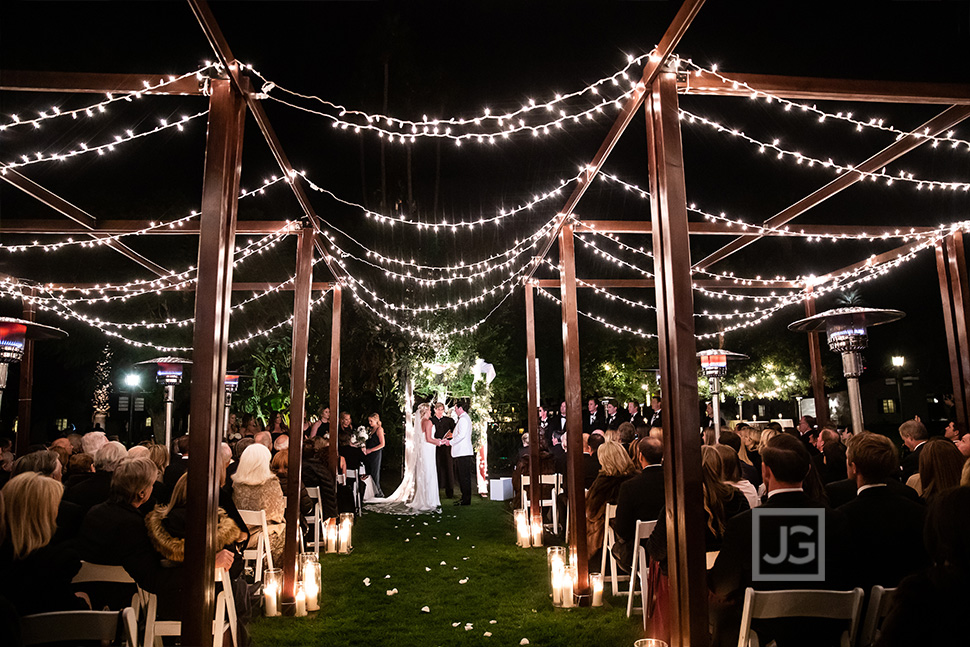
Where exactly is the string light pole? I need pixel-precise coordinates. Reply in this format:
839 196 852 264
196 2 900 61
789 307 905 435
697 349 747 441
892 356 905 420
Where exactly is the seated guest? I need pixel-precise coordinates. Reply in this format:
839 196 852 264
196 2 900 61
614 422 636 451
270 450 313 520
898 418 929 481
813 428 848 484
232 444 286 564
0 472 86 616
713 444 759 509
839 432 928 593
147 442 171 505
876 486 970 646
273 434 289 455
612 437 665 571
65 452 95 489
48 444 72 480
585 441 636 564
11 450 82 544
64 441 127 514
907 438 964 503
77 457 233 619
301 437 338 519
226 437 256 486
163 435 191 492
581 433 599 490
719 430 760 485
80 430 108 457
737 424 762 488
708 434 848 647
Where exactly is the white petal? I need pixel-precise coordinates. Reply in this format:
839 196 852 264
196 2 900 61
484 632 492 637
489 620 497 624
384 575 391 579
459 578 468 584
425 567 431 572
520 640 530 645
440 561 447 565
452 623 460 628
420 606 430 613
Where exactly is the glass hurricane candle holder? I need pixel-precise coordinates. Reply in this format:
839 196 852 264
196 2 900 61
530 514 543 547
294 582 307 617
338 512 354 554
590 572 604 607
303 561 321 612
325 517 338 553
514 508 529 547
263 568 282 617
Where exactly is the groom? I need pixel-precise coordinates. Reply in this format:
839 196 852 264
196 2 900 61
451 399 475 506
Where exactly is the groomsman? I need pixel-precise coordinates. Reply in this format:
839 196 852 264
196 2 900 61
584 397 604 434
604 399 629 430
627 401 646 428
647 396 663 428
433 403 456 499
451 400 475 506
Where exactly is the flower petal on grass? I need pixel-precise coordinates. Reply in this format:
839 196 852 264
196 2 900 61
425 567 431 572
520 640 530 645
420 606 430 613
386 588 398 596
459 578 468 584
484 632 492 637
452 623 460 628
489 620 497 624
440 561 447 565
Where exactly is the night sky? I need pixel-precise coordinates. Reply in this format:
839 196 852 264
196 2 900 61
1 1 968 431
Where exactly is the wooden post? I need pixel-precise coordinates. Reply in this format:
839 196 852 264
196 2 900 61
937 232 970 429
558 222 589 597
15 287 36 456
645 70 709 646
183 75 246 647
804 288 828 425
283 227 315 607
329 284 342 480
524 281 541 522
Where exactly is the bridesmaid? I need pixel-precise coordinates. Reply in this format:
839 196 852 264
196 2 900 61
362 413 386 497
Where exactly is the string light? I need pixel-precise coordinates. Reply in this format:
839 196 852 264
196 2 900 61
244 54 649 144
679 58 970 152
0 64 217 133
679 108 970 192
1 111 208 172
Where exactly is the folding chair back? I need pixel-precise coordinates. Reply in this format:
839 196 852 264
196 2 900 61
20 609 134 646
345 469 362 515
738 587 865 647
306 486 324 552
238 508 274 582
72 560 145 619
521 473 561 533
626 519 657 620
142 568 236 647
600 503 631 597
857 585 896 647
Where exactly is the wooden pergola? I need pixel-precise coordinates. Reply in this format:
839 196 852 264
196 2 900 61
2 1 969 645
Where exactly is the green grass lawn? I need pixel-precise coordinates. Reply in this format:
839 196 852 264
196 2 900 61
249 496 644 646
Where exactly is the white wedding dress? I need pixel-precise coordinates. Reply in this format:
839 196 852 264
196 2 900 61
367 417 440 514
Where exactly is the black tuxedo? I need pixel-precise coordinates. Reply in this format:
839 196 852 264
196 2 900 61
604 409 629 431
838 485 928 592
612 465 665 545
825 476 919 509
628 412 646 429
583 409 605 434
647 408 662 428
899 441 925 481
433 415 456 498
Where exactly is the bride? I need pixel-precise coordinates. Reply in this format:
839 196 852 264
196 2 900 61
367 402 443 514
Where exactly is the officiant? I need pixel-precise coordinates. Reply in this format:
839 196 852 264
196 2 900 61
433 402 456 500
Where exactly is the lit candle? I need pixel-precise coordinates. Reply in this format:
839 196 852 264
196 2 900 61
263 583 278 617
530 519 543 548
562 567 575 608
294 584 307 617
590 572 604 607
551 561 564 607
326 519 338 553
305 563 320 612
338 514 353 554
514 509 529 547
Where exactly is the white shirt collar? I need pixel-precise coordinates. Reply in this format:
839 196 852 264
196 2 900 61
914 440 927 451
767 487 803 498
857 483 887 494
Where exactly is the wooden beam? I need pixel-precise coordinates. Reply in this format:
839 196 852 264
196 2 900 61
646 70 708 646
558 223 589 599
283 228 314 609
803 288 828 426
524 283 541 524
0 70 205 95
32 281 332 293
693 105 970 270
329 284 343 482
939 232 970 429
578 220 938 237
0 220 294 235
680 70 970 105
534 278 801 289
182 76 245 647
522 0 706 284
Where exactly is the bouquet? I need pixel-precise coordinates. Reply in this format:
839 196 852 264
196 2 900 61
352 425 371 447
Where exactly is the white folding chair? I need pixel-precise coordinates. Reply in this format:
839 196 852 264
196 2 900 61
142 567 236 647
600 503 631 597
521 473 561 533
238 508 274 582
72 560 145 620
626 519 657 620
20 608 138 646
305 486 324 552
737 587 865 647
857 585 896 647
345 468 362 515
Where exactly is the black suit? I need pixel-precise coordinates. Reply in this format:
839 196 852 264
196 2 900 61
899 441 925 481
825 476 919 509
433 415 456 498
163 456 190 492
709 490 849 647
583 409 605 434
647 408 662 428
628 412 646 429
613 465 665 546
838 485 928 592
63 470 113 514
604 410 629 431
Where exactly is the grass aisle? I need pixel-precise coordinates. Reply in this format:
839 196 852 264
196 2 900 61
250 497 643 646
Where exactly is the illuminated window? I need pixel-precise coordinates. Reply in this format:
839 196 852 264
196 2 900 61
55 418 68 431
882 399 896 414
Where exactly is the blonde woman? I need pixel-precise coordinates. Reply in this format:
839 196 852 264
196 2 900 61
737 424 762 487
362 413 387 498
0 472 85 615
232 444 286 563
368 402 442 513
585 441 637 561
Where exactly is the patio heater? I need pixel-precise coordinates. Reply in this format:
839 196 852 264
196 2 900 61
0 317 68 434
137 357 191 449
788 307 904 435
697 349 748 442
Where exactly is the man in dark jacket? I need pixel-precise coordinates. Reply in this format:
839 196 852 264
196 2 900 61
611 437 665 571
64 441 127 514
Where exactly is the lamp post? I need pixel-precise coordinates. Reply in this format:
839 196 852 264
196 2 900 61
0 317 68 448
697 349 748 442
789 307 905 435
124 372 141 445
891 356 905 420
136 357 191 450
